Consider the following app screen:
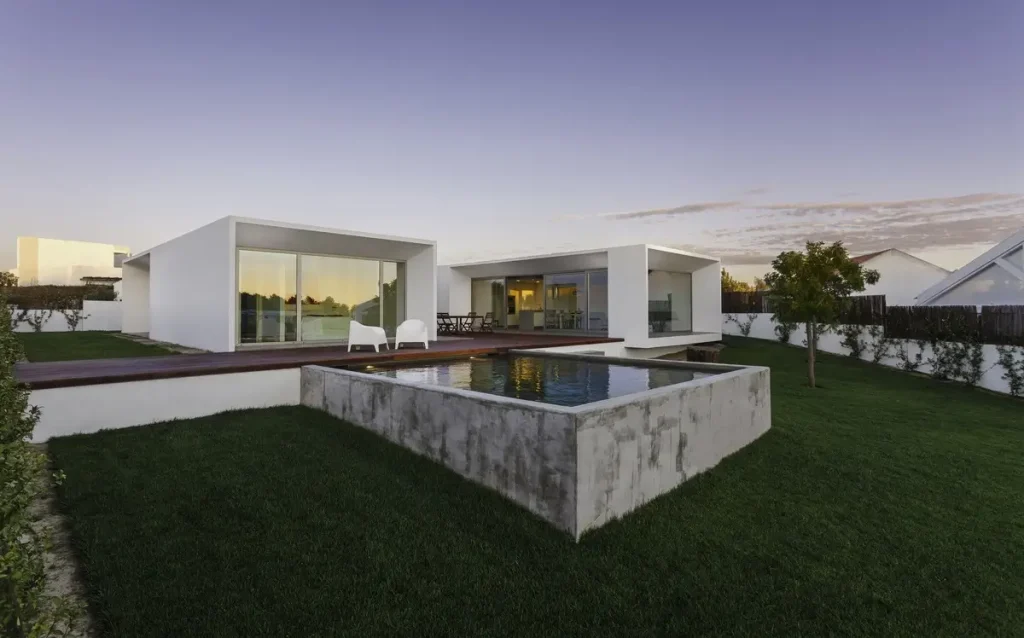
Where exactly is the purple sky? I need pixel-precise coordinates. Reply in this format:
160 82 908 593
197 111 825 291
2 0 1021 280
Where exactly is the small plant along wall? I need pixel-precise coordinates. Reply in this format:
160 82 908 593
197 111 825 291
725 313 757 337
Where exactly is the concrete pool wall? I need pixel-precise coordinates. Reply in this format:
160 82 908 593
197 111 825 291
300 354 770 539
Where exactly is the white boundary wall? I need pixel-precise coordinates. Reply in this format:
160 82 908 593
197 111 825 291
31 368 300 442
722 313 1019 396
11 301 122 333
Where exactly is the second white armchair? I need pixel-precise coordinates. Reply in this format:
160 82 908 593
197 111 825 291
395 319 429 349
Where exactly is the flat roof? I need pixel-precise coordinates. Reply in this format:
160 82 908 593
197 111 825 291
445 244 718 269
126 216 435 264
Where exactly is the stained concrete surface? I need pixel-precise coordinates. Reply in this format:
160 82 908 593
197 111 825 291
302 359 770 540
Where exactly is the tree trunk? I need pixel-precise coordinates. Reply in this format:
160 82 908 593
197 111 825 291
806 321 816 388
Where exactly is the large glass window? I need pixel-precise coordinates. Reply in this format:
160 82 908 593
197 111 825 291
544 272 586 330
382 261 404 337
587 270 608 332
300 255 380 342
471 278 506 328
238 250 297 343
648 271 692 335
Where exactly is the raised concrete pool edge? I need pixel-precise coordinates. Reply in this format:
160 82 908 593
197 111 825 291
301 356 771 541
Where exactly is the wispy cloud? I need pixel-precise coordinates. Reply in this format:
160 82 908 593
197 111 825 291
601 201 741 220
578 192 1022 266
742 187 771 196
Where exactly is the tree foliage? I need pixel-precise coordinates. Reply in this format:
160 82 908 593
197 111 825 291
764 241 879 387
721 269 752 292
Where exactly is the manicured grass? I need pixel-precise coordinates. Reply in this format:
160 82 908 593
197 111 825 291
16 331 175 361
48 338 1023 636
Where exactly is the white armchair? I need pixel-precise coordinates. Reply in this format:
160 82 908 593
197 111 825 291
347 320 389 352
395 319 429 349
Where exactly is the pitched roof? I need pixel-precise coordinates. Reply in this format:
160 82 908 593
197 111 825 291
915 227 1024 305
851 250 886 264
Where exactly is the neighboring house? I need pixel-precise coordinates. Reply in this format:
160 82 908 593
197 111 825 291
438 244 721 350
121 217 436 352
916 228 1024 306
15 236 130 286
850 249 950 305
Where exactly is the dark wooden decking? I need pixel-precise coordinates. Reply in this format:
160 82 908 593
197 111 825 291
16 333 621 390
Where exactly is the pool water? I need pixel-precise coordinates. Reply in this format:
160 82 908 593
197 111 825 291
365 354 718 407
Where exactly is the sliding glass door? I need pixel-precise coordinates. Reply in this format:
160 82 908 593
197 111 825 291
238 250 298 344
544 272 586 330
587 270 608 332
237 250 404 345
300 255 381 342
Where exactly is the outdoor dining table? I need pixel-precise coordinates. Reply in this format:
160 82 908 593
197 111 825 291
442 315 478 334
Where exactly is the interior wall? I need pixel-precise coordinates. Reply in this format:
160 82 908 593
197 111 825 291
690 262 722 333
648 271 693 332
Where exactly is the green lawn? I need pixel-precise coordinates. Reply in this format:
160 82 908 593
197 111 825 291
47 338 1023 636
16 331 175 362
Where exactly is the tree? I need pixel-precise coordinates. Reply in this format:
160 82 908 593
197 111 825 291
753 276 768 291
0 272 17 289
763 241 879 388
721 269 752 292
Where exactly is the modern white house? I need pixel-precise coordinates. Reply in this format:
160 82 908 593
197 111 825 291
122 217 437 352
13 236 130 288
915 228 1024 306
850 248 950 305
438 244 721 352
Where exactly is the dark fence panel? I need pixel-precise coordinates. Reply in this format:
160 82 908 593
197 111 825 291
721 292 769 313
885 305 1024 346
980 305 1024 346
721 292 886 325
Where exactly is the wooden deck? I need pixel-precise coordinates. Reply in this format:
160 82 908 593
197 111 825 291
16 333 621 390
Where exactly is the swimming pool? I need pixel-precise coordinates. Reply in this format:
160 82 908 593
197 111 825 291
366 354 722 407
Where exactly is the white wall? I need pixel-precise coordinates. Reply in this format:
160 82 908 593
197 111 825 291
607 245 648 342
31 368 299 442
446 267 472 315
121 261 149 333
436 266 452 314
17 237 127 285
721 313 1019 396
11 301 122 332
859 252 948 305
149 218 234 352
405 244 438 340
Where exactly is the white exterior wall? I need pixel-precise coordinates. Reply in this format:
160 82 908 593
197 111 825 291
858 252 948 305
148 218 234 352
11 301 122 332
446 267 472 315
121 261 149 334
31 368 300 442
607 245 649 343
405 245 438 340
436 266 452 314
721 313 1018 396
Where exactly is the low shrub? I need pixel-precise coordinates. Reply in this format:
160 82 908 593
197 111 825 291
0 290 80 636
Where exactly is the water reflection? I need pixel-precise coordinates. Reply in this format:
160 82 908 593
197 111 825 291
370 355 716 407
